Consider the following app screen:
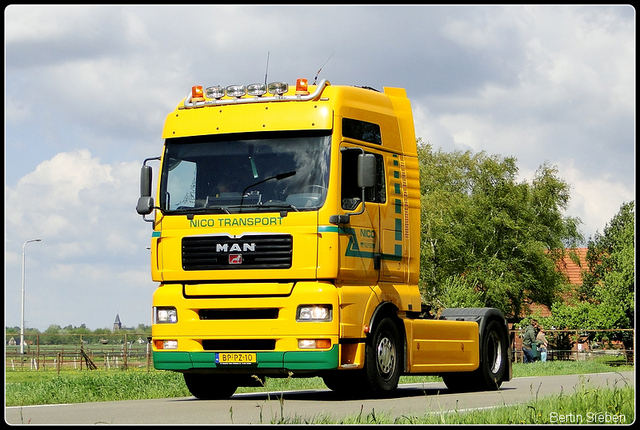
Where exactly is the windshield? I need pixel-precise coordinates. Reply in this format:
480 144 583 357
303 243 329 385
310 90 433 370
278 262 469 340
160 131 331 214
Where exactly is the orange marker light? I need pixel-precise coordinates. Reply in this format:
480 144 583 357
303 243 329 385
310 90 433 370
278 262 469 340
296 78 309 94
316 339 331 349
191 85 204 99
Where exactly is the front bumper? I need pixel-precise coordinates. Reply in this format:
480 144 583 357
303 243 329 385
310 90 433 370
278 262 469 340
151 281 340 373
153 345 339 372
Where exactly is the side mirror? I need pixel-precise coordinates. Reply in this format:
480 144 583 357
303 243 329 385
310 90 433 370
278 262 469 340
136 196 154 215
357 153 376 189
136 165 154 215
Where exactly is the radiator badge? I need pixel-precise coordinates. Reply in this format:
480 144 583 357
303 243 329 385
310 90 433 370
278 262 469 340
217 243 256 252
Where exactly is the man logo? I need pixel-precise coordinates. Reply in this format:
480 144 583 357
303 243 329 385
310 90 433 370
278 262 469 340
229 254 242 265
217 243 256 253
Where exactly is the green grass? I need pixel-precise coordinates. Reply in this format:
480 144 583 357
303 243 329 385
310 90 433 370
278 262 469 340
510 358 632 378
6 369 190 406
272 384 634 424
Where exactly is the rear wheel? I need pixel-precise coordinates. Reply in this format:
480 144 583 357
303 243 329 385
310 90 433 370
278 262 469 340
183 373 238 400
443 320 508 392
478 320 508 390
364 317 402 396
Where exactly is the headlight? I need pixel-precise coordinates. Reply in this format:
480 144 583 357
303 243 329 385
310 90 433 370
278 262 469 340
247 83 267 96
298 339 331 349
155 307 177 324
154 339 178 350
296 305 332 322
268 82 289 95
226 85 247 98
205 85 225 99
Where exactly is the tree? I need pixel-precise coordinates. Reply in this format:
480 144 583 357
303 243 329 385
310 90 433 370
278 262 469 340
417 140 583 318
548 201 635 350
42 324 62 345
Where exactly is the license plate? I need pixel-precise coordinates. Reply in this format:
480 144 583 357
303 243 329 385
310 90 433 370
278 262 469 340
215 352 257 365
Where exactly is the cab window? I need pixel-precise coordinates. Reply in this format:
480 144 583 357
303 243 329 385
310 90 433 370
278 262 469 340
341 148 386 210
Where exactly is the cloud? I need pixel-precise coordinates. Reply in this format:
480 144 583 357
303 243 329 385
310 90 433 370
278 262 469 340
5 149 154 330
559 160 635 239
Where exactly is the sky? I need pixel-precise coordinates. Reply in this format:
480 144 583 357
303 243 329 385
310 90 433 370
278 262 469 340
4 5 635 331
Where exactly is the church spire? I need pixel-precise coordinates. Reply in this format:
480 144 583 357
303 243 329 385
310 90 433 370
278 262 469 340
113 314 122 332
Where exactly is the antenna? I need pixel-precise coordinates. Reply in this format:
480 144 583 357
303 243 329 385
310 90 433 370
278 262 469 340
264 52 270 86
313 52 334 85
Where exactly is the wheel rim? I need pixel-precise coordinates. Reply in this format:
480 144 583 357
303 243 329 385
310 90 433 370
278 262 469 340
488 330 503 374
376 335 396 380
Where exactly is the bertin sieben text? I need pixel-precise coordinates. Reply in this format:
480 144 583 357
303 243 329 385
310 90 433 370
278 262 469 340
549 411 626 424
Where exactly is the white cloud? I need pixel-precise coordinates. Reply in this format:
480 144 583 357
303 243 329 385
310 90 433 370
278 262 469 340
5 149 153 330
559 160 635 239
16 150 112 208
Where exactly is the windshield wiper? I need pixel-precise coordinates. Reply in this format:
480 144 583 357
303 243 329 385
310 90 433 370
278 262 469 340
240 171 296 211
168 206 230 215
237 203 300 212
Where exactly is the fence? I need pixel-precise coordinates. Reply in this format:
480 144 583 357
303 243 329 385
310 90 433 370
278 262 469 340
5 329 635 372
509 328 634 364
5 333 152 372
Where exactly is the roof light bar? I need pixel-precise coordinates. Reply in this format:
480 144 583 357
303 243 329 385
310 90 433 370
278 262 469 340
184 78 329 108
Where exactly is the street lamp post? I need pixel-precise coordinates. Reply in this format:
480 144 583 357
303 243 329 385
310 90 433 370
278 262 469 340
21 238 41 355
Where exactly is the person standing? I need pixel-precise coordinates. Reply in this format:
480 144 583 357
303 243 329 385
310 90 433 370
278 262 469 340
536 325 549 362
522 319 539 363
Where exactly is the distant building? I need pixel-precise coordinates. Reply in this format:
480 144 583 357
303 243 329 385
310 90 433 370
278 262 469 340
113 314 122 332
528 248 588 318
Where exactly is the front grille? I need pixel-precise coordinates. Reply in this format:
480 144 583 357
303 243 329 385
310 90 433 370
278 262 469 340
182 234 292 271
199 308 279 320
202 339 276 351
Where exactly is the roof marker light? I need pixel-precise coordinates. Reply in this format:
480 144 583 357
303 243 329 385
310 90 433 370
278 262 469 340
191 85 204 100
296 78 309 95
205 85 225 99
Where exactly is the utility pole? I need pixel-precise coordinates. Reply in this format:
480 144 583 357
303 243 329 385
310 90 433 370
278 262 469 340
21 238 41 355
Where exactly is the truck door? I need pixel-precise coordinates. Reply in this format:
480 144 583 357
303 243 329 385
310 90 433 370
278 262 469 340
378 152 407 282
336 145 382 284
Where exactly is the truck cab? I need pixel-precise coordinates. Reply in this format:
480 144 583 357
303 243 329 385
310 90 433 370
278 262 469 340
137 78 511 398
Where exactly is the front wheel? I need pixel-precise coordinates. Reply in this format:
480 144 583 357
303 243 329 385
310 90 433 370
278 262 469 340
322 369 366 397
364 317 402 396
183 373 238 400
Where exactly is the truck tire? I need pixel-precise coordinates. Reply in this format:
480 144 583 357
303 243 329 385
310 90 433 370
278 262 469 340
322 369 366 396
183 373 238 399
364 317 402 396
443 319 508 392
480 320 508 389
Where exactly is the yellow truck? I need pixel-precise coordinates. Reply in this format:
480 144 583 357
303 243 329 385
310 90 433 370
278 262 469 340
137 77 511 398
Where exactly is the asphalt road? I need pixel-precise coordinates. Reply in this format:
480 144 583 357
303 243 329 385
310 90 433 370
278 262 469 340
5 371 633 425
